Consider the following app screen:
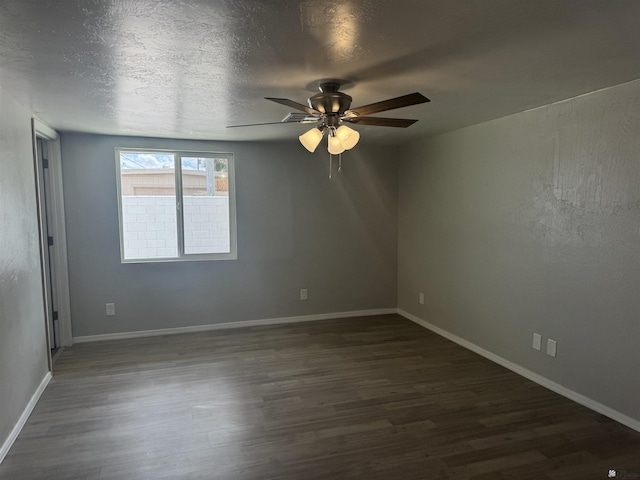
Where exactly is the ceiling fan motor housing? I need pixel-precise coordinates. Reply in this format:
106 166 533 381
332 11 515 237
308 81 353 116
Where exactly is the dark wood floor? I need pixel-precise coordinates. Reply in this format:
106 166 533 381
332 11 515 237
2 314 639 479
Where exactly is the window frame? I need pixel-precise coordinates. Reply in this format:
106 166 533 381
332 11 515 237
115 147 237 264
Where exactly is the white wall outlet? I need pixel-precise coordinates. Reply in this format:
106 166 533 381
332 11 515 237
547 339 557 357
300 289 308 301
106 303 116 316
419 292 425 304
533 333 542 351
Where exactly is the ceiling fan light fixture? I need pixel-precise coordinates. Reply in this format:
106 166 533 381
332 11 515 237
327 133 346 155
336 125 360 150
299 127 324 152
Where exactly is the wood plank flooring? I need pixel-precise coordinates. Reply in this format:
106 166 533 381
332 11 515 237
1 314 639 479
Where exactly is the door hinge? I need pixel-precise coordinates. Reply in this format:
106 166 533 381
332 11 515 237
48 236 54 246
52 311 59 321
43 158 49 169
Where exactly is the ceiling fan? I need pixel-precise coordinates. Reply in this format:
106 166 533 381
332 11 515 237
227 79 430 155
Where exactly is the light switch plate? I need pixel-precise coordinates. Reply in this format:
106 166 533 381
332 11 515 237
419 292 425 304
547 339 557 357
533 333 542 351
106 303 115 316
300 289 308 301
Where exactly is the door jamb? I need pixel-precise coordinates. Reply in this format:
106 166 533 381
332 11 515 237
32 119 73 350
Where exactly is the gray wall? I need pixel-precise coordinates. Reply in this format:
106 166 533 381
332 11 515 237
61 134 398 337
0 88 50 448
398 79 640 422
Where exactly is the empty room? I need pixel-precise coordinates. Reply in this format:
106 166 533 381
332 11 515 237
1 1 640 479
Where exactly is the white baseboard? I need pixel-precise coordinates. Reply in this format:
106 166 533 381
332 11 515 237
397 309 640 433
73 308 397 343
0 372 52 464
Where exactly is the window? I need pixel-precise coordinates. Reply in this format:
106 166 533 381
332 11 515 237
115 149 236 262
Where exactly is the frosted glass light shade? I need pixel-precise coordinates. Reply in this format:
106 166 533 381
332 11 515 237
328 135 346 155
336 125 360 150
299 127 324 152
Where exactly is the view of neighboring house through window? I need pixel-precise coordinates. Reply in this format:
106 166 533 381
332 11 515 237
116 149 236 262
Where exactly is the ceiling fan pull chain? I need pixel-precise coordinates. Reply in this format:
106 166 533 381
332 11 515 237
338 153 342 173
329 153 333 180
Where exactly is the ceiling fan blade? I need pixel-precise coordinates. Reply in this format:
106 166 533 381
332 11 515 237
226 121 310 128
344 117 418 128
281 112 322 123
265 97 321 116
346 93 429 117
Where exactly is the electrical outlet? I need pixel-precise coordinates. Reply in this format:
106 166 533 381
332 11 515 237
547 339 557 357
533 333 542 351
106 303 115 316
419 292 424 304
300 289 308 301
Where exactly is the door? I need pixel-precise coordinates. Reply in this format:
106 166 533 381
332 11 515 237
36 138 59 352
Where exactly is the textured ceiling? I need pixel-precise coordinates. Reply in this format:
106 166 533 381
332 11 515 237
1 0 640 143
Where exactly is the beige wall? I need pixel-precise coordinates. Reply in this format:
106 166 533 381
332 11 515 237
0 88 49 453
398 79 640 423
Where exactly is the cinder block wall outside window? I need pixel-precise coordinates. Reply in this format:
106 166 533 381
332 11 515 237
121 196 230 258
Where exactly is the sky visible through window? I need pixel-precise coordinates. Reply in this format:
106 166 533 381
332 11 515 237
120 152 174 169
120 153 228 171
